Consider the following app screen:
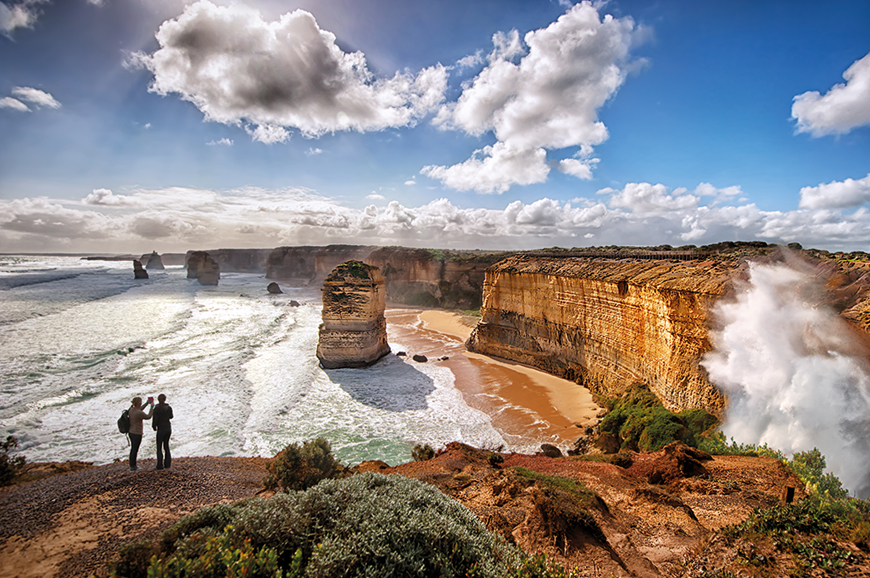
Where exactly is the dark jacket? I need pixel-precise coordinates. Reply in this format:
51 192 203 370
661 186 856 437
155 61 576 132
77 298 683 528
152 403 173 431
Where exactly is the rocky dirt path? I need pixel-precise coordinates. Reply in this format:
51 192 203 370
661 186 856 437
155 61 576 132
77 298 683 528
0 457 269 578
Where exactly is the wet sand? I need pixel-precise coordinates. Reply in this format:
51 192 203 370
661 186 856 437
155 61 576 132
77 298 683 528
386 309 601 450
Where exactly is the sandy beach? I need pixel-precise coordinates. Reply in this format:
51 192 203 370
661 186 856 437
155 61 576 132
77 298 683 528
386 309 601 450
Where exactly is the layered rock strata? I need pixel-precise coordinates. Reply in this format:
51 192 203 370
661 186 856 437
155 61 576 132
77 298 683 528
466 255 737 415
133 260 148 279
186 251 220 286
185 249 272 274
316 261 391 369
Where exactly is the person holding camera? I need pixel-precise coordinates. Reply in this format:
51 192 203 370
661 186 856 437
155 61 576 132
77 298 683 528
152 393 173 469
128 396 153 472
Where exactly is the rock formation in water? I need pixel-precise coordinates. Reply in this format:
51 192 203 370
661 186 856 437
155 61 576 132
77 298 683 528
186 251 220 286
267 282 282 294
144 251 164 270
466 254 737 415
184 249 273 274
316 261 390 369
133 260 148 279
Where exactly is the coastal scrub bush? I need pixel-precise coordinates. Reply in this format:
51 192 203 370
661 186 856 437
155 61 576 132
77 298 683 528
263 438 339 492
598 384 717 452
411 443 435 461
0 435 26 485
148 528 284 578
152 473 520 578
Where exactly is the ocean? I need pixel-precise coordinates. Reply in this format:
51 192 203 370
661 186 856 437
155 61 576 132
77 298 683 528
0 255 536 467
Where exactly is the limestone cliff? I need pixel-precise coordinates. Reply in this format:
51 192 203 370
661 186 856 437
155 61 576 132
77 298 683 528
316 261 391 369
266 245 376 285
466 255 737 415
186 251 220 286
144 251 164 270
184 249 272 274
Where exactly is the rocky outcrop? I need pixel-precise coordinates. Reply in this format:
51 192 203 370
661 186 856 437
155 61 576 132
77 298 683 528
266 282 282 294
316 261 391 369
186 251 220 286
144 251 164 270
466 255 737 415
133 260 148 280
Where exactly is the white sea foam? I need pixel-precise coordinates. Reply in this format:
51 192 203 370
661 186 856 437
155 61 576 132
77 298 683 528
702 262 870 498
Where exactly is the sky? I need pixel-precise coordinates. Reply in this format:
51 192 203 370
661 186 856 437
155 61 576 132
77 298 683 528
1 0 869 254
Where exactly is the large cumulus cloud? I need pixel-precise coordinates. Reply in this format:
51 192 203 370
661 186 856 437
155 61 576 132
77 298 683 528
422 2 640 193
792 52 870 137
130 1 448 143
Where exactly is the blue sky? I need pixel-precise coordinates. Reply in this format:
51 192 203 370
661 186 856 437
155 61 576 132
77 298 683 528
1 0 868 253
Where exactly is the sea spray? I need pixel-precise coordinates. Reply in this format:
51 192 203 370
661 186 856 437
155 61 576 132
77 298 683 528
702 262 870 498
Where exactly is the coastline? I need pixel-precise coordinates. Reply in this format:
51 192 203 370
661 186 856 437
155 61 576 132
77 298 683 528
388 308 601 449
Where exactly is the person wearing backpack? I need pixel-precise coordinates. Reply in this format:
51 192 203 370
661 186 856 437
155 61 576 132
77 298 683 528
128 396 153 471
152 394 173 470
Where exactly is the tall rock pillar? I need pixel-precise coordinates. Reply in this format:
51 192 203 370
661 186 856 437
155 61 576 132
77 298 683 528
316 261 391 369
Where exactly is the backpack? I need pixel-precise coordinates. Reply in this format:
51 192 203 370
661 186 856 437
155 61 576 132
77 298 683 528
118 409 130 434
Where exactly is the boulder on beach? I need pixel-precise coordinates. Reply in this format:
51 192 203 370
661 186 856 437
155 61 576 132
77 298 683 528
540 444 563 458
267 282 283 294
133 260 148 280
412 354 428 363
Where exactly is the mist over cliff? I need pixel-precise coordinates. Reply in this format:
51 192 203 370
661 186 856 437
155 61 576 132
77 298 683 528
703 262 870 498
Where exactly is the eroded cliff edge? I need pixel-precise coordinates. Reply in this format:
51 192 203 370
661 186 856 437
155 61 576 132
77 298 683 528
466 254 738 415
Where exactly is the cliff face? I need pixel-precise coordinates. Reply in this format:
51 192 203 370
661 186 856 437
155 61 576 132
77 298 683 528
186 249 272 274
316 261 391 369
266 245 509 309
466 255 737 415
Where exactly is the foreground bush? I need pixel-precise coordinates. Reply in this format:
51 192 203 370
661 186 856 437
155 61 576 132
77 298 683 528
0 435 26 486
262 438 339 492
598 384 717 452
142 473 521 578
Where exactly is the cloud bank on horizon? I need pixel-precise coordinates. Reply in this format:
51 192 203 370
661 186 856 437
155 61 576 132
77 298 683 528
1 0 869 253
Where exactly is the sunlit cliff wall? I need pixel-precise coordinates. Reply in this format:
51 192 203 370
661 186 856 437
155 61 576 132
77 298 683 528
466 255 737 415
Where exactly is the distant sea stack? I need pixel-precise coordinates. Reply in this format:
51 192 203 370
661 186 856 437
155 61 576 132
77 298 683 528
133 260 148 280
186 251 220 286
144 251 165 270
316 261 390 369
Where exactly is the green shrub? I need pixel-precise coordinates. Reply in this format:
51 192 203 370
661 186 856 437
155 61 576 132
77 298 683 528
263 438 338 492
512 552 587 577
148 528 284 578
107 539 158 578
411 443 435 461
598 384 717 452
0 435 26 486
157 473 520 578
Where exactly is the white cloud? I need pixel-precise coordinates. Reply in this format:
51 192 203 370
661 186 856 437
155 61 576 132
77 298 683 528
799 173 870 210
404 178 416 186
366 192 385 201
0 0 46 36
10 86 61 109
143 123 151 129
0 97 30 112
305 147 323 156
206 138 233 146
792 52 870 137
5 178 870 253
131 1 448 143
456 51 484 70
422 142 549 194
426 1 639 192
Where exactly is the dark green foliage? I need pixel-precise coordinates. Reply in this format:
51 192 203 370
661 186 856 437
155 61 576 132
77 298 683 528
488 452 504 467
0 435 26 485
697 431 786 459
263 438 338 492
107 539 159 578
598 384 717 452
789 448 848 501
155 473 519 578
411 443 435 461
326 261 371 281
147 528 284 578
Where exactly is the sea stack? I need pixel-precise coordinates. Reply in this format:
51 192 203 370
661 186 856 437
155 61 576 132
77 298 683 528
186 251 220 286
133 260 148 279
316 261 390 369
145 251 165 270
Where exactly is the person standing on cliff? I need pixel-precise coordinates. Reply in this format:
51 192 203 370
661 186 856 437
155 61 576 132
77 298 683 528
152 393 173 470
128 396 153 472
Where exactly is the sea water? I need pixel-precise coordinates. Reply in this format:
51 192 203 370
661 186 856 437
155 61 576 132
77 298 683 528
0 255 509 467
